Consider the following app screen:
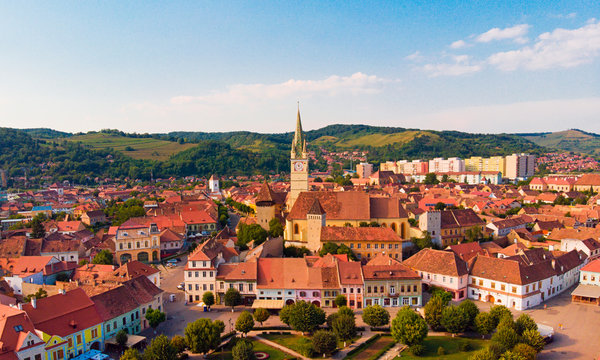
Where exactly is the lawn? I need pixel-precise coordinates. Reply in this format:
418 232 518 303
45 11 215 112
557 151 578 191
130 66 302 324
345 335 396 360
394 336 488 360
261 333 357 358
209 338 292 360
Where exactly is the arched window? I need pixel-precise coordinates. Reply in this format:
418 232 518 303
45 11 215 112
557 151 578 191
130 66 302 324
294 224 299 234
391 223 397 232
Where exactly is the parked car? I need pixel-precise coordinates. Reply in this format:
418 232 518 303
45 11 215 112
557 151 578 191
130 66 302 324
177 282 185 290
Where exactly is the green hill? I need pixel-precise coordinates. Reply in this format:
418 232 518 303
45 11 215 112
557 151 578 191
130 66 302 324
519 129 600 156
65 132 196 161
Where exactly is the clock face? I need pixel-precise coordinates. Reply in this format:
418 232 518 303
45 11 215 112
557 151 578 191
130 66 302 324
294 161 304 172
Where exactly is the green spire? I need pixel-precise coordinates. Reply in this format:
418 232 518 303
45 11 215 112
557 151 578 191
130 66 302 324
292 102 306 159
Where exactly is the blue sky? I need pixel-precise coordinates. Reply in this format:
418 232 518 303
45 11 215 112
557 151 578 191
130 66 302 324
1 1 599 134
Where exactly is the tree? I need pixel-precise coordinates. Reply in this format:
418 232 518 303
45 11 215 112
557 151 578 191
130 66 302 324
414 231 433 250
24 288 47 303
468 347 497 360
184 318 225 354
311 330 337 356
391 307 428 346
332 314 356 347
30 215 46 239
458 299 480 329
424 294 446 331
491 326 519 353
515 314 537 336
268 218 284 238
475 312 495 338
424 173 439 185
465 226 483 242
362 305 390 328
511 343 537 360
334 294 347 307
143 334 178 360
171 335 187 354
281 301 326 334
521 329 545 353
145 308 166 330
253 308 270 326
430 287 453 304
92 249 114 265
232 338 256 360
283 245 311 258
235 311 255 336
434 202 447 211
120 348 141 360
203 291 215 309
489 305 512 328
225 288 243 311
441 305 469 335
116 330 128 348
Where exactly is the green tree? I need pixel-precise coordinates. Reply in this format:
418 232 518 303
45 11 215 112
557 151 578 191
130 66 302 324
499 351 523 360
434 202 447 211
143 334 178 360
232 338 256 360
235 311 255 336
92 249 114 265
475 312 495 338
184 318 225 354
424 294 447 331
311 330 337 356
24 288 48 303
237 223 268 247
120 348 141 360
145 308 166 330
468 347 497 360
334 294 347 307
414 231 433 250
203 291 215 309
514 314 537 336
225 288 243 311
281 301 326 334
362 305 390 328
441 305 469 335
521 329 545 353
332 314 356 347
492 326 519 353
431 287 453 304
253 308 270 326
171 335 187 354
458 299 480 329
283 245 311 258
465 226 483 242
30 214 46 238
511 343 537 360
391 307 428 346
424 173 439 185
116 330 128 348
489 305 512 328
268 218 284 238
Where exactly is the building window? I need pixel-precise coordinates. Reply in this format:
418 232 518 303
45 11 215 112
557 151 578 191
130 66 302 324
239 284 244 291
357 288 361 293
491 282 495 289
357 244 361 249
91 328 98 338
501 284 506 291
203 271 207 277
511 286 517 293
413 285 417 292
374 244 378 249
350 243 354 249
249 284 253 291
366 244 370 249
210 284 214 290
294 224 299 234
472 278 476 285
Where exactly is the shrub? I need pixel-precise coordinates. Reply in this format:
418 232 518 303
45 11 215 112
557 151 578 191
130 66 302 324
521 328 545 352
515 314 537 336
232 339 255 360
437 346 446 356
491 326 519 353
489 305 512 328
410 344 425 356
459 341 473 352
311 330 337 356
468 347 497 360
296 338 314 357
511 343 537 360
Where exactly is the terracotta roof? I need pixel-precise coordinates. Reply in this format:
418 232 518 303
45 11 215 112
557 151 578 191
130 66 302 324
307 198 326 215
288 191 370 220
255 181 285 205
113 260 159 279
403 248 468 277
361 264 419 280
575 174 600 186
337 261 364 285
468 255 554 285
0 305 41 357
366 253 401 266
217 261 257 281
581 258 600 273
447 242 486 262
22 288 103 337
369 197 408 219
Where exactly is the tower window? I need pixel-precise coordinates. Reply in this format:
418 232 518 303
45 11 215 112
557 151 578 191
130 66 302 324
294 224 299 234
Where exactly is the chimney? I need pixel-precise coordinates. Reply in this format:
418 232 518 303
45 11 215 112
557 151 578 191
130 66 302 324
551 259 556 269
31 297 37 309
17 303 23 310
58 288 66 295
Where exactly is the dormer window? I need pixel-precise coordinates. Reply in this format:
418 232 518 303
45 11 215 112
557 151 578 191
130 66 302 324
13 325 23 332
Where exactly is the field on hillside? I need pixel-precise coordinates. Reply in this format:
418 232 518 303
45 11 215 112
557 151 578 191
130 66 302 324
64 133 196 161
312 130 439 147
523 129 600 156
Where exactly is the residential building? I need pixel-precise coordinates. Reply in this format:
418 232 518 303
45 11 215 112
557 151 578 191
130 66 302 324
114 223 161 264
0 304 46 360
505 153 535 180
571 259 600 305
337 261 364 309
81 210 107 226
356 163 373 179
428 157 465 173
487 216 529 238
403 248 469 301
362 264 422 307
216 261 257 306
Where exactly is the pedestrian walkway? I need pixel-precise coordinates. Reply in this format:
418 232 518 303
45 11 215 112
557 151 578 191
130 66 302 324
332 329 374 359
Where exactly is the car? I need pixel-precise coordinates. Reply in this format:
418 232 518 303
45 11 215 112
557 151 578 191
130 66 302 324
177 282 185 290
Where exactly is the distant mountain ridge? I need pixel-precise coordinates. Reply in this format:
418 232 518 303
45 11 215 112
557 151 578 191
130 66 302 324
517 129 600 156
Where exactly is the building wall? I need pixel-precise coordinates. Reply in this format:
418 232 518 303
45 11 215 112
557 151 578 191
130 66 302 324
184 262 216 303
341 285 364 309
363 279 422 307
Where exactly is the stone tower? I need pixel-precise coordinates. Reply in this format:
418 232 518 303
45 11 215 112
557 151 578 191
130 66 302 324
288 104 309 209
306 198 326 252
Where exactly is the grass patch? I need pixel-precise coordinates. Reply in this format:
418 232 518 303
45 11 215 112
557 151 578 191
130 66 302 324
394 336 488 360
210 338 292 360
345 335 395 360
262 333 357 358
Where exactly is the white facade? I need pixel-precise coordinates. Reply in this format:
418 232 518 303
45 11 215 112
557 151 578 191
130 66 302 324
429 157 465 173
184 259 218 303
418 211 442 246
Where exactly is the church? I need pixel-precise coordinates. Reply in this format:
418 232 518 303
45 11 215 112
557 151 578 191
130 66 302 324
282 107 411 254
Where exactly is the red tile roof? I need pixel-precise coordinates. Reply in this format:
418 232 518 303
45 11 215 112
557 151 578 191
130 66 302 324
403 248 469 277
320 226 402 242
361 264 419 280
581 258 600 273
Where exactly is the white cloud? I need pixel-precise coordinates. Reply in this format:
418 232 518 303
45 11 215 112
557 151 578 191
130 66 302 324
170 72 390 105
405 51 423 61
488 19 600 71
550 12 577 19
412 97 600 133
450 40 468 49
476 24 531 44
421 55 482 77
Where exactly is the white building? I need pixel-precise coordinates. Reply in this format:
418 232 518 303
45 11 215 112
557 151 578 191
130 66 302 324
428 157 465 173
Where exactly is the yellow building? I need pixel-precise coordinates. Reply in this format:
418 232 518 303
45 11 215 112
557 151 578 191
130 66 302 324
465 156 505 175
362 264 422 307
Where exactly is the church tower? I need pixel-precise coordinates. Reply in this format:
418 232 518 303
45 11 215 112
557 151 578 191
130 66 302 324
288 104 309 209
